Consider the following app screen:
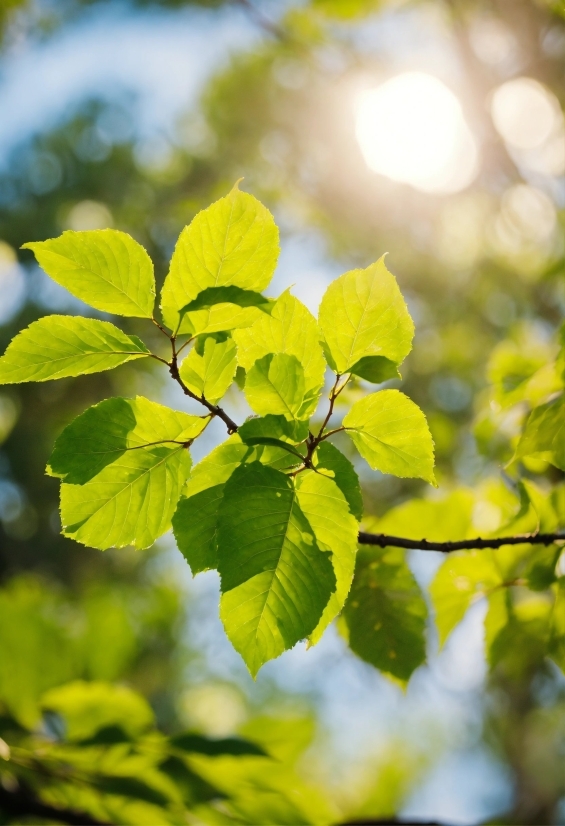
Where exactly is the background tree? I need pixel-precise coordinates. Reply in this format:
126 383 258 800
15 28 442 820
0 0 565 824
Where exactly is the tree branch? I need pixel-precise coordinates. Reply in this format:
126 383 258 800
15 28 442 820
168 355 239 434
357 531 565 553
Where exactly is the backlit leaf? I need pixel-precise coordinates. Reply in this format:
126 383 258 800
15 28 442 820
173 435 298 575
516 395 565 470
58 397 203 550
343 390 436 484
23 230 155 317
318 257 414 374
430 551 501 647
217 462 336 676
294 471 358 646
178 286 273 336
179 337 237 404
245 353 306 420
238 415 309 445
48 396 206 485
313 441 363 521
233 291 325 418
0 316 150 384
161 184 279 333
41 681 154 741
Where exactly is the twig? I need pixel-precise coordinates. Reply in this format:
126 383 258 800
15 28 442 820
305 375 346 466
357 531 565 554
169 354 239 434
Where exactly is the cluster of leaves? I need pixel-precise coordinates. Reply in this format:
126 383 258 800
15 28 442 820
7 183 565 692
0 679 339 826
357 314 565 684
2 183 435 678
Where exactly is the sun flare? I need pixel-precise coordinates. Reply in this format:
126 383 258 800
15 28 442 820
355 71 479 194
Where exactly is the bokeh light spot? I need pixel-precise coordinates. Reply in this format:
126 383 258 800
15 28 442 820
355 72 479 194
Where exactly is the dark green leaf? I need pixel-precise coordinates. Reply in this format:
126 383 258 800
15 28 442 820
343 547 428 683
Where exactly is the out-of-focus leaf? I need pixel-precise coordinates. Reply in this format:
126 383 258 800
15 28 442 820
41 681 154 741
516 395 565 470
342 547 427 683
0 579 76 729
430 551 501 647
170 732 267 757
239 716 314 764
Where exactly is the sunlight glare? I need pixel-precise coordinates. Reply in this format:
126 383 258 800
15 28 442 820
355 72 479 194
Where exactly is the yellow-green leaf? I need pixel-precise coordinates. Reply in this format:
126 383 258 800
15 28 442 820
343 390 436 484
23 230 155 317
0 316 150 383
160 185 279 333
318 257 414 375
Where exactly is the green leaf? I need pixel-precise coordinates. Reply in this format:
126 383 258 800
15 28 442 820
161 184 279 333
92 776 170 808
294 471 359 646
173 434 298 575
373 490 474 542
41 681 154 741
516 395 565 470
343 390 436 484
313 441 363 521
170 733 267 757
179 337 237 404
217 462 336 676
245 353 306 420
48 396 206 485
177 285 274 336
238 415 309 445
0 316 150 384
22 230 155 318
549 579 565 672
58 397 203 550
430 551 501 648
172 486 225 575
318 257 414 375
239 436 305 461
485 588 553 677
0 579 76 729
342 547 428 683
233 291 326 418
349 355 401 384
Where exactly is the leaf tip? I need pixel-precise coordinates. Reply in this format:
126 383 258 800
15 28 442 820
231 177 245 193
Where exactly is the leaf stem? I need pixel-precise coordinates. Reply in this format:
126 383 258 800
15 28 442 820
151 318 171 338
304 374 348 467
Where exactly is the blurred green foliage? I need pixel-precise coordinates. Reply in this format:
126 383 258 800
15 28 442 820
0 0 565 823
